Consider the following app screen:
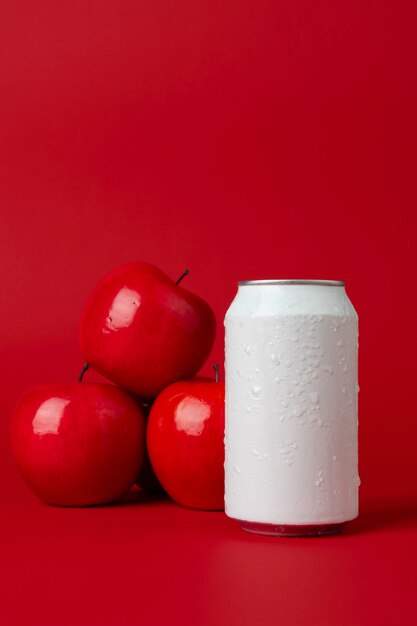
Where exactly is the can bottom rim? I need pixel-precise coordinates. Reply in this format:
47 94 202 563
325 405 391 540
236 519 345 537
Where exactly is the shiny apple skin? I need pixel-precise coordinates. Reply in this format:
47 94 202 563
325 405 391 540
79 263 216 399
147 380 225 510
10 383 146 506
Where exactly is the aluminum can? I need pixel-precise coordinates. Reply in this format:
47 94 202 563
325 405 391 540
224 279 359 536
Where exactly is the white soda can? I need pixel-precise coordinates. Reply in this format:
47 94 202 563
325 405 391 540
224 280 359 536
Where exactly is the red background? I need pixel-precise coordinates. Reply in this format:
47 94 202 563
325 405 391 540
1 1 416 625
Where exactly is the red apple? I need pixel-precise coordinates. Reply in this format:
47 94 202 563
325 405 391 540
11 378 146 506
147 367 225 510
79 263 216 399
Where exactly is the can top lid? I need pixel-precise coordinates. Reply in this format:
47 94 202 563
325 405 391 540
238 279 345 286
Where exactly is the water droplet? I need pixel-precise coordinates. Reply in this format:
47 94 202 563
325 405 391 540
332 455 337 462
309 391 320 404
340 361 348 372
245 406 251 413
341 385 347 395
322 364 333 374
251 385 261 398
232 466 241 476
292 407 305 418
270 354 280 364
337 339 344 347
315 471 324 487
244 345 252 356
317 418 323 427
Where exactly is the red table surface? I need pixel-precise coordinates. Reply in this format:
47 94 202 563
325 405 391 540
1 0 417 624
1 478 416 626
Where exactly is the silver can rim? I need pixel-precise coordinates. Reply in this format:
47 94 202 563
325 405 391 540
238 279 346 286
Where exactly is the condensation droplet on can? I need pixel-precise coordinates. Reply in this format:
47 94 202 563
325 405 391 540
309 391 320 404
251 385 261 398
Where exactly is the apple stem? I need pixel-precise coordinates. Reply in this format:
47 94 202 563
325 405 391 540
176 269 190 285
78 363 89 383
213 364 219 383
